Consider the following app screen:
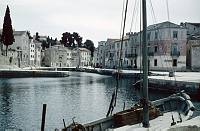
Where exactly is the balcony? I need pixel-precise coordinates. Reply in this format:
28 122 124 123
171 51 180 57
109 57 113 60
109 53 114 60
148 52 154 56
125 53 137 58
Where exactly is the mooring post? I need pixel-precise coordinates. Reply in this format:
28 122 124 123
41 104 47 131
123 102 126 111
63 119 66 128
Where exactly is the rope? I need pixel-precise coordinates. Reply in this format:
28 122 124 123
115 0 129 105
106 0 129 116
139 0 142 96
129 0 139 33
166 0 170 21
120 0 126 39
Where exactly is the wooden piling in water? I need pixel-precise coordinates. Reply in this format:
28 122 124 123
41 104 47 131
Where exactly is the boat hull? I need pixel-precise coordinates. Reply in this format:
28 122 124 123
77 92 194 131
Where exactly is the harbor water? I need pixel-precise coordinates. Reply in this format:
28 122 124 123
0 72 199 130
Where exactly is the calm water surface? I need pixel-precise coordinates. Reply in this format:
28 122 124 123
0 72 199 130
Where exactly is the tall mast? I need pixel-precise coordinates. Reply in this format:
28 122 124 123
142 0 150 128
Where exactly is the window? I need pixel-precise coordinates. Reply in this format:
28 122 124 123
154 59 157 66
147 32 151 40
173 31 178 39
154 46 158 53
173 59 177 67
112 44 115 49
171 43 178 54
131 60 133 66
117 43 120 48
125 42 127 47
155 31 158 39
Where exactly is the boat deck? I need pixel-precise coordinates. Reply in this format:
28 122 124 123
111 111 198 131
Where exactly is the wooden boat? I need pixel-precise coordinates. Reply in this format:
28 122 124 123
63 92 194 131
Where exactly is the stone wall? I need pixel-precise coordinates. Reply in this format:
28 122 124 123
191 45 200 70
0 54 20 69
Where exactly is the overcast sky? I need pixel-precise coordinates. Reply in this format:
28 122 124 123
0 0 200 46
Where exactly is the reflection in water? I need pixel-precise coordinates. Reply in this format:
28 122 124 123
0 72 199 130
0 80 13 129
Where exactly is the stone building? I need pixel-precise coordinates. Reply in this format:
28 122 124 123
44 45 72 67
92 48 98 67
103 21 188 71
0 30 30 67
95 41 106 68
35 41 42 67
78 48 91 67
142 21 187 71
181 22 200 36
29 39 42 67
186 38 200 70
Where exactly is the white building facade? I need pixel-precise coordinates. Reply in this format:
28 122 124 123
29 39 42 67
103 21 187 71
0 31 30 67
44 45 72 67
78 48 91 67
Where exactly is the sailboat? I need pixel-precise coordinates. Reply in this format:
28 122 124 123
63 0 195 130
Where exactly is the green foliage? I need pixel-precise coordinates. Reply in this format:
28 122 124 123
84 39 95 57
73 32 82 47
27 31 32 39
0 5 15 56
41 40 48 50
61 32 83 48
61 32 72 47
35 32 40 41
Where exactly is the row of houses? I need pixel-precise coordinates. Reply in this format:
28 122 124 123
0 30 91 68
93 21 200 71
43 45 91 67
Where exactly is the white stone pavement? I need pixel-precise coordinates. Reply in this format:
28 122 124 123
92 67 200 83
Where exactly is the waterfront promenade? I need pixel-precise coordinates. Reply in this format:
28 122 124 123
0 65 70 78
83 67 200 83
32 66 200 83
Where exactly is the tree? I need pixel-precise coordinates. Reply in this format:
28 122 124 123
0 5 15 56
41 40 47 50
84 39 95 57
73 32 82 47
27 31 32 39
61 32 73 47
46 36 50 46
35 32 40 41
